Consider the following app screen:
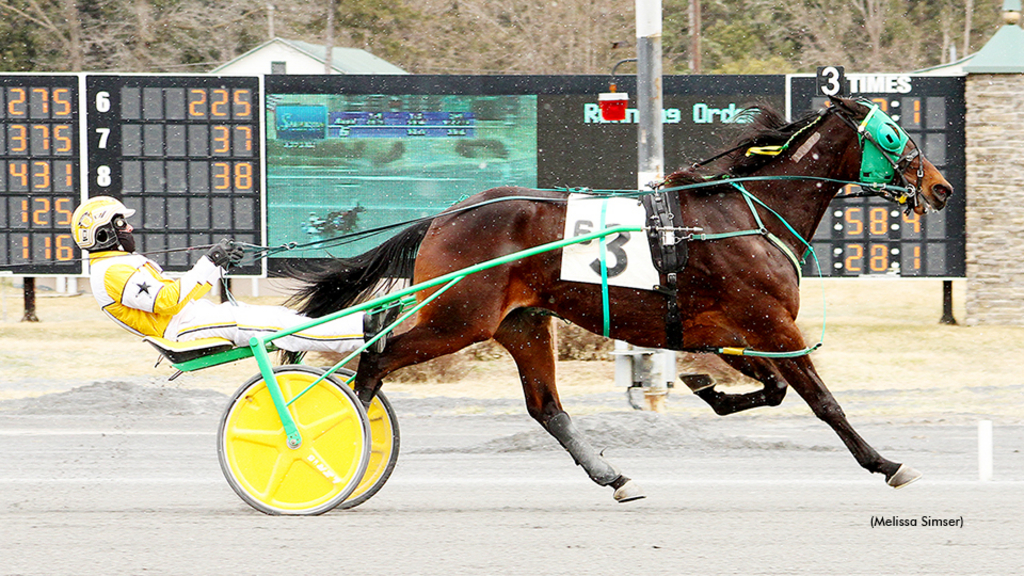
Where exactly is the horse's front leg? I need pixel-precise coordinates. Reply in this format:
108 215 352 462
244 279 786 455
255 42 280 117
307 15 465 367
493 309 644 503
774 355 922 488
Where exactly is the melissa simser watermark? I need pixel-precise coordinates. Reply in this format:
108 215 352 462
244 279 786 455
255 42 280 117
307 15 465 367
871 515 964 528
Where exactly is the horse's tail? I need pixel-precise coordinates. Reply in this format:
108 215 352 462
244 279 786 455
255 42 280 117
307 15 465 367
283 220 431 318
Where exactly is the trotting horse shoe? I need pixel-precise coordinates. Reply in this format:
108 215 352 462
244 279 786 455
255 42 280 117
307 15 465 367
887 464 923 489
612 478 645 503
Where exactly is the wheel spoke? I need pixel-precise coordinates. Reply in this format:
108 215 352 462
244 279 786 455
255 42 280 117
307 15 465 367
228 427 283 449
260 451 296 502
301 409 356 442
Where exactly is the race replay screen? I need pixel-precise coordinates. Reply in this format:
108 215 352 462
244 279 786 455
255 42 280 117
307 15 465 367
263 75 785 269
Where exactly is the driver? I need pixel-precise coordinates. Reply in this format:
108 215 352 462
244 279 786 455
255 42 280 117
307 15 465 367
71 196 396 355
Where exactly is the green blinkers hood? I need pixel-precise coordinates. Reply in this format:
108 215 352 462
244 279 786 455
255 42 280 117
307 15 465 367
857 103 910 184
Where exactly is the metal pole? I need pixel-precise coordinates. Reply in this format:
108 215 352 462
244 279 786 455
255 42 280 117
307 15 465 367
940 280 957 324
636 0 673 411
636 0 664 191
22 277 39 322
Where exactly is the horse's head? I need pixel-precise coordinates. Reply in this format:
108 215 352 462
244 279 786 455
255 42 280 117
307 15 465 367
831 97 952 214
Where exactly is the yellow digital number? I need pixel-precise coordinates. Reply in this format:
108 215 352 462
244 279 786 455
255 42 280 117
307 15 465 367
188 89 207 118
56 235 75 260
31 88 49 114
234 162 253 190
32 124 50 153
233 89 251 118
32 197 50 225
55 197 74 226
869 244 888 272
53 88 73 117
869 207 888 236
9 124 28 152
8 87 27 116
212 162 231 190
844 207 863 236
54 125 73 153
235 125 252 153
844 244 863 273
211 89 230 117
32 161 51 191
902 211 921 234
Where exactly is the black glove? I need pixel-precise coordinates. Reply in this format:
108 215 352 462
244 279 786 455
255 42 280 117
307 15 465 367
206 239 245 268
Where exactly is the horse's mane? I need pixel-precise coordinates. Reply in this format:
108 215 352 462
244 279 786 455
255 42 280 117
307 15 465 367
664 104 826 189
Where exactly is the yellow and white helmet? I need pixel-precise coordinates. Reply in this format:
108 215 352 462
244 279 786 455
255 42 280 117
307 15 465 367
71 196 136 250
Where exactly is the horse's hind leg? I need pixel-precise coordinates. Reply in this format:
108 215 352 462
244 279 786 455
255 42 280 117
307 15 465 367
493 309 644 503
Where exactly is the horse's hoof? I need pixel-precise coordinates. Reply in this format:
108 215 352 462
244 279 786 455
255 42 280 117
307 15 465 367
887 464 923 489
613 479 645 503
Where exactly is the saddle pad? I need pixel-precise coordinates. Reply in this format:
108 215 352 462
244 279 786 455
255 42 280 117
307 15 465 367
559 194 660 290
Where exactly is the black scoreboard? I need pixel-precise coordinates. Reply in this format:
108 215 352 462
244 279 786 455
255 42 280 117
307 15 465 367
85 76 262 274
0 73 263 276
0 75 81 274
1 72 966 279
789 74 966 278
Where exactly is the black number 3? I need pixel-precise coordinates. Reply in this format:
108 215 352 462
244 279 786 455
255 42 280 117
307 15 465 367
590 232 630 277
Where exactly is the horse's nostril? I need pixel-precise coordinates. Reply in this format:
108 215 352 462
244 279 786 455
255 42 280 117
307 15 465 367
932 184 952 201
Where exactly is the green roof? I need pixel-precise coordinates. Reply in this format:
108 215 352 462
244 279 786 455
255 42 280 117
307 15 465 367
963 23 1024 73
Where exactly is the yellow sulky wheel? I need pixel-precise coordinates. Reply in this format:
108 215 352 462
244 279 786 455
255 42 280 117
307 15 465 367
337 383 400 510
217 366 370 515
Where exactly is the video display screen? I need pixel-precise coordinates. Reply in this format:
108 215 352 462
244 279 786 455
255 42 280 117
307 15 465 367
266 91 537 259
264 75 785 264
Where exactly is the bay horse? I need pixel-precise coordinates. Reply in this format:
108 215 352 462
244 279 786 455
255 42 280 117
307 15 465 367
285 97 953 502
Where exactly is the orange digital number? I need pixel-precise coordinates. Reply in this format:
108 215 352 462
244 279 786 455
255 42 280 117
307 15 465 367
870 97 888 112
844 207 863 235
211 89 230 117
902 211 922 234
31 88 49 114
909 245 921 271
32 124 50 152
32 161 51 190
54 125 73 153
844 244 863 273
869 244 889 272
212 162 231 190
8 87 27 116
188 89 207 118
233 89 252 118
234 125 252 152
9 124 28 152
55 197 74 226
63 162 74 188
53 88 72 117
56 234 75 261
234 162 253 190
869 207 888 236
20 235 30 260
9 161 28 188
212 126 231 154
33 197 50 225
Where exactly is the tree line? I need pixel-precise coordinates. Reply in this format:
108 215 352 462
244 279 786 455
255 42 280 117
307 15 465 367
0 0 1007 74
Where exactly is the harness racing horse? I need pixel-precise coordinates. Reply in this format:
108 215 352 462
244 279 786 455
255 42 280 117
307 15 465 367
285 97 953 502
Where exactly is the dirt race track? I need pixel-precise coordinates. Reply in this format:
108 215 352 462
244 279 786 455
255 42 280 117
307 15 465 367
1 383 1022 576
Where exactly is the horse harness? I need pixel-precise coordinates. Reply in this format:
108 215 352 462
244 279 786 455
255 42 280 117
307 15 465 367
637 98 922 351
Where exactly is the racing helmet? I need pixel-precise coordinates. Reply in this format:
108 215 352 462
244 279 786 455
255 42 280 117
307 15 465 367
71 196 136 250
